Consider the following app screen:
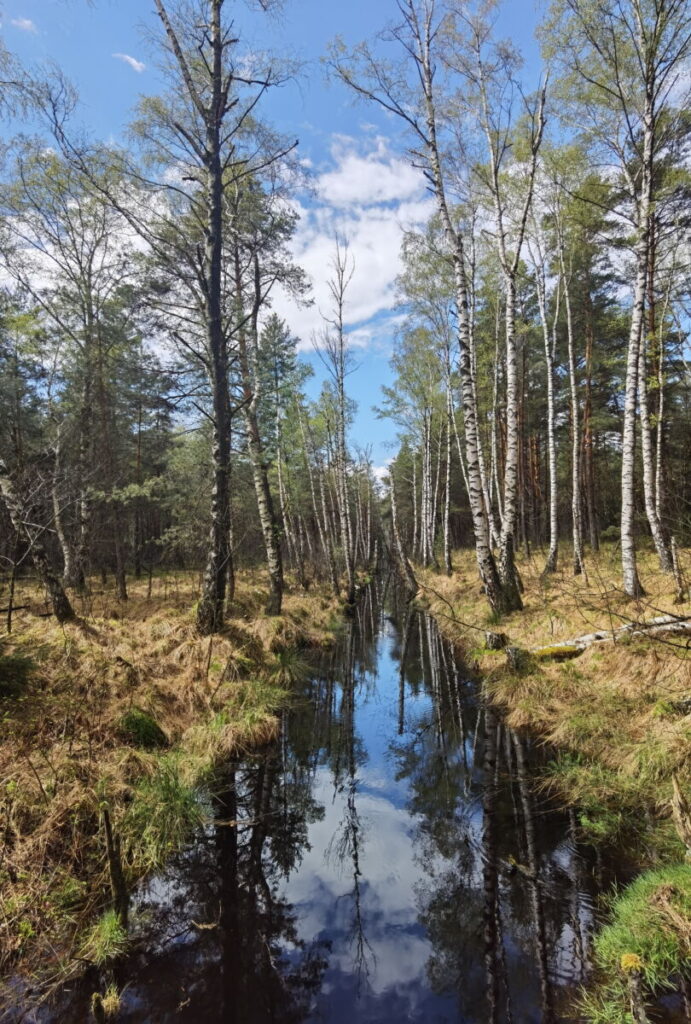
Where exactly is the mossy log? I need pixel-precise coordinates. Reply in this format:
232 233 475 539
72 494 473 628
529 615 691 661
532 643 583 661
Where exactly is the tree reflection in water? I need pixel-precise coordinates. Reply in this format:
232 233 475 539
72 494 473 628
47 580 637 1023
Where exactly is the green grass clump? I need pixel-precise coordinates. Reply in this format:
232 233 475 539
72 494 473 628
581 864 691 1023
545 755 655 847
267 647 309 686
117 706 169 749
80 910 127 966
124 754 204 871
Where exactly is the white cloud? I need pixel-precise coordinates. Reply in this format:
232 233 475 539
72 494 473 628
112 52 146 74
318 134 425 208
269 135 434 352
11 17 37 33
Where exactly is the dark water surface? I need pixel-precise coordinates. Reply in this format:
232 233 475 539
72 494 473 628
16 583 665 1022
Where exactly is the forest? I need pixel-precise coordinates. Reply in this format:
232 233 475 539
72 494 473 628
0 0 690 1022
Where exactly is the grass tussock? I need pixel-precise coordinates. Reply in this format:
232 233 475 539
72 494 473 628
0 569 340 994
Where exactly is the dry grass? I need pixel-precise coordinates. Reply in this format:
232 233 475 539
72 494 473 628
0 569 341 991
417 543 691 852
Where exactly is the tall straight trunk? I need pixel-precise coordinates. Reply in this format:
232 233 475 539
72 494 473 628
654 266 674 525
187 0 231 635
621 201 651 597
390 473 418 595
560 255 585 576
533 262 559 573
638 330 673 572
474 63 545 607
412 455 419 560
639 215 673 572
299 404 339 594
497 276 523 606
417 34 506 614
467 239 496 546
444 390 453 575
334 4 506 613
583 292 599 551
322 242 356 605
244 404 283 614
96 339 128 603
0 458 75 623
234 249 283 615
489 300 504 542
71 376 93 592
51 424 78 587
430 419 443 567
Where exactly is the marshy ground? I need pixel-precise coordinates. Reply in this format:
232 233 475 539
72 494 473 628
0 570 342 1001
418 543 691 1021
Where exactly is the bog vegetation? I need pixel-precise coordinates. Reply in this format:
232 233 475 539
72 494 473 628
0 0 690 1021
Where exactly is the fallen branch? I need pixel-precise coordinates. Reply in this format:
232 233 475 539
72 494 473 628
530 614 691 660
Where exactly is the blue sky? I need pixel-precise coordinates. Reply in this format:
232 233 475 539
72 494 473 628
4 0 543 470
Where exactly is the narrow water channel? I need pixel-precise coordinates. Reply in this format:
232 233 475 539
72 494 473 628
30 582 638 1022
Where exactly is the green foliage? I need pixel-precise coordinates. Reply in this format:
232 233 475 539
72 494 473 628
117 707 169 749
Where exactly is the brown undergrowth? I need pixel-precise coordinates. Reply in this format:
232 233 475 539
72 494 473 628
0 570 342 996
417 544 691 854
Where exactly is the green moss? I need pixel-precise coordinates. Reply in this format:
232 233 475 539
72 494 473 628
117 707 168 749
581 864 691 1022
532 643 582 661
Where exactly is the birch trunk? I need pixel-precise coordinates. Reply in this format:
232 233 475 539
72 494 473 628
444 393 453 575
533 259 559 574
639 215 673 572
583 293 599 550
560 251 586 576
418 24 507 615
51 424 78 588
621 146 651 598
638 332 673 572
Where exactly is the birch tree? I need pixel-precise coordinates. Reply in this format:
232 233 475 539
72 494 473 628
330 0 515 615
544 0 691 595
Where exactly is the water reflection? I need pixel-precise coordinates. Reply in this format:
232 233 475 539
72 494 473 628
34 581 618 1023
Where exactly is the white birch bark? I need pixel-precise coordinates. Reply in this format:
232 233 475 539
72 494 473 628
529 237 559 574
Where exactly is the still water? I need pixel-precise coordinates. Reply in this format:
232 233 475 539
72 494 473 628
31 582 638 1022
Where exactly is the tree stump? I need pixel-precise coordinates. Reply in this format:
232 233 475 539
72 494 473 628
505 646 532 673
485 631 509 651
